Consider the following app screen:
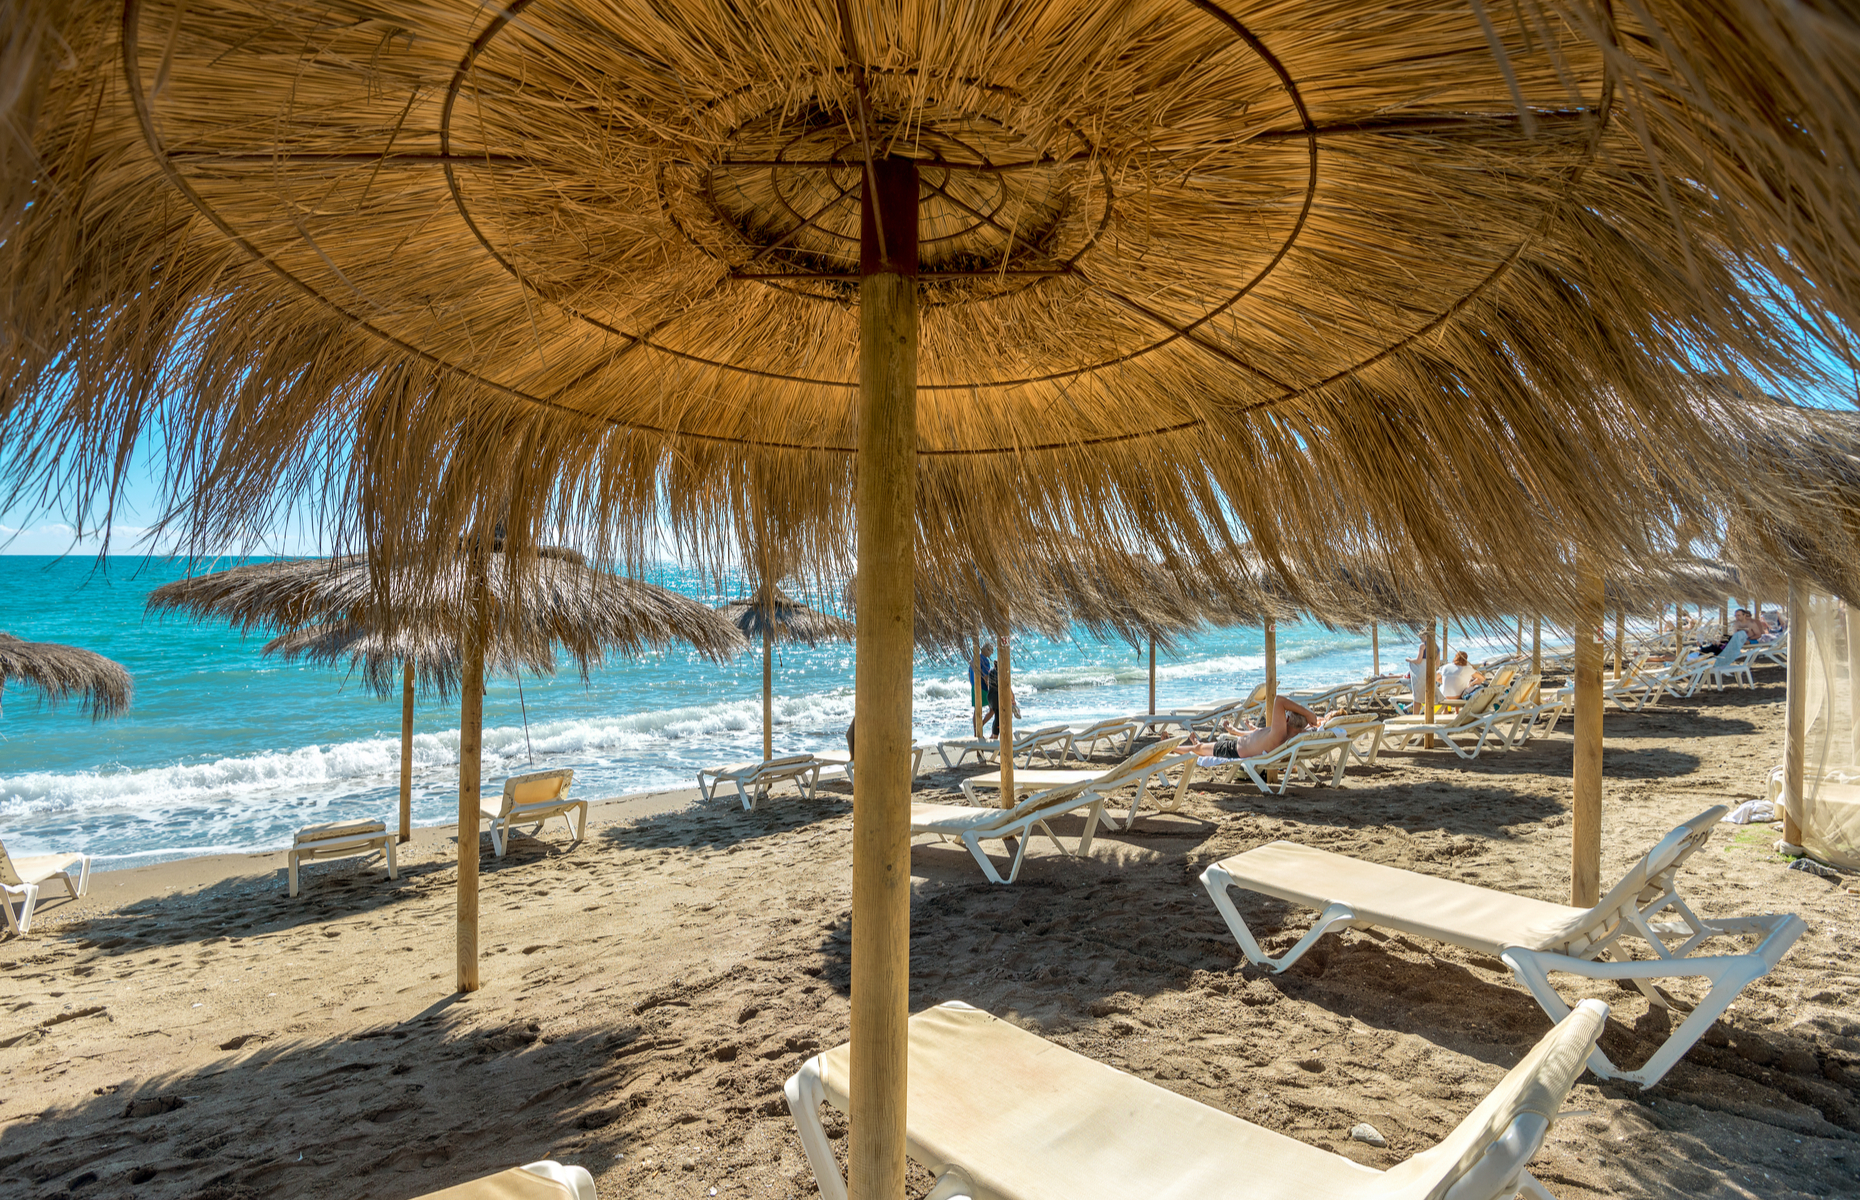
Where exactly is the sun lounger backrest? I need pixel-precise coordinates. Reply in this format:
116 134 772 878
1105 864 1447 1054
0 840 22 888
1520 807 1727 953
1379 1000 1606 1200
500 768 575 818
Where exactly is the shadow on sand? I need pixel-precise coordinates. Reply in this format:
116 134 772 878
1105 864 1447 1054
0 998 642 1199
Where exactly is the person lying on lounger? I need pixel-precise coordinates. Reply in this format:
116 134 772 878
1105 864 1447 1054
1181 695 1326 764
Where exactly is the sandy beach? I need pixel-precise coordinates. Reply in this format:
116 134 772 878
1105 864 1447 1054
3 665 1857 1200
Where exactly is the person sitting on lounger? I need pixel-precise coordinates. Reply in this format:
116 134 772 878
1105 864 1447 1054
1182 695 1325 765
1438 651 1484 698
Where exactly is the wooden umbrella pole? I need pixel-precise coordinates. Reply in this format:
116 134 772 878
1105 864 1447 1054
998 627 1015 808
1531 616 1541 676
1264 617 1277 709
1148 635 1157 716
763 623 774 761
1515 617 1523 656
457 561 490 993
1571 558 1605 907
1440 617 1447 670
849 154 917 1200
1673 602 1683 661
1422 619 1438 749
1371 622 1380 676
399 660 415 843
1782 577 1807 848
1613 609 1624 681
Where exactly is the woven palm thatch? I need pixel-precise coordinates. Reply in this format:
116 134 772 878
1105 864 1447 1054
4 1 1859 606
0 632 132 720
146 552 744 683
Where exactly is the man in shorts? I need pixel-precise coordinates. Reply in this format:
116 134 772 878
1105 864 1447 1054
1182 695 1326 765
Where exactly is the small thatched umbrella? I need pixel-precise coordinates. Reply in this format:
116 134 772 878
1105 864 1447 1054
0 633 132 720
717 585 854 761
149 549 739 989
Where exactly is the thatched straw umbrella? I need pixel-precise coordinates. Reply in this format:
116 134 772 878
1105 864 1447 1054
15 6 1860 1191
148 550 739 986
0 633 132 720
718 585 854 761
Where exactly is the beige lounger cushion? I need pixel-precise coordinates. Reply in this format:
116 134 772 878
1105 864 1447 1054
505 770 573 808
294 819 386 844
809 1001 1604 1200
415 1166 575 1200
716 754 813 777
7 853 86 884
813 1004 1377 1200
1219 841 1585 957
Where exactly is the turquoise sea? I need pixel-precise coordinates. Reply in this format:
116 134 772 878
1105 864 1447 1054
0 555 1528 869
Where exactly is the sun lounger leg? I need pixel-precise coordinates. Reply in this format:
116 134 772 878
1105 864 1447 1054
962 831 1012 884
736 779 754 811
491 820 508 858
287 853 301 898
1503 914 1804 1086
575 801 588 843
385 838 398 880
2 882 37 934
1200 864 1357 972
782 1057 849 1200
1515 1171 1557 1200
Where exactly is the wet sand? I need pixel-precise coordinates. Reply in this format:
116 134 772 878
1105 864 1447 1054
2 665 1857 1200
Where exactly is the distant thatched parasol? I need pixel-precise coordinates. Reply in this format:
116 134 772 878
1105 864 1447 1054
148 549 738 989
717 585 854 760
0 633 131 721
14 3 1860 1183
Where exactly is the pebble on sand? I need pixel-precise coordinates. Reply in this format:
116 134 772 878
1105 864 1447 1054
1350 1123 1387 1148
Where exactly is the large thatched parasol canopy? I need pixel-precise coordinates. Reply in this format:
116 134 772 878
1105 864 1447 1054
0 633 132 720
4 1 1860 599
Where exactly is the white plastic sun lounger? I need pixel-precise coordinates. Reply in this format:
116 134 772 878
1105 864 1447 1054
1322 712 1387 767
786 998 1608 1200
1229 729 1351 795
1381 683 1504 750
936 724 1071 769
813 744 927 787
696 754 822 810
913 738 1187 882
287 818 397 898
1200 806 1805 1086
411 1160 596 1200
1062 717 1142 761
957 751 1197 829
489 768 585 857
0 839 91 934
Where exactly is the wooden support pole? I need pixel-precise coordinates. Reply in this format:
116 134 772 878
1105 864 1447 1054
1148 636 1157 715
1613 609 1624 681
997 628 1015 808
763 624 774 761
1673 601 1684 662
399 660 415 843
1440 617 1448 670
1422 620 1438 748
1783 577 1807 848
1371 623 1380 676
1531 616 1541 677
1264 617 1277 709
1516 616 1523 656
1571 559 1605 907
457 563 489 993
850 155 917 1200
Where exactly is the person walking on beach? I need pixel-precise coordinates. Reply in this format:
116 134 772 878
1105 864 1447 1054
1182 695 1326 765
971 643 1000 736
